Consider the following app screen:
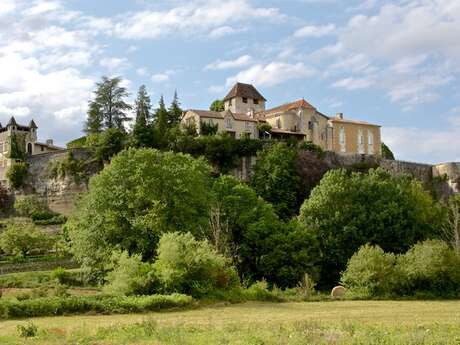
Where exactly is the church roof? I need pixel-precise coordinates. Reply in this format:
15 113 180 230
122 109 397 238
29 119 38 129
223 82 267 102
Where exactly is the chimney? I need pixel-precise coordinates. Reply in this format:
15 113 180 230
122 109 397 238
46 139 54 146
336 113 344 119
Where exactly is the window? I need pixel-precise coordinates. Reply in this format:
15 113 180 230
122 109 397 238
0 143 3 153
254 99 259 105
245 121 251 131
242 97 248 103
225 117 232 129
357 129 365 154
276 118 281 128
339 127 346 153
367 130 374 154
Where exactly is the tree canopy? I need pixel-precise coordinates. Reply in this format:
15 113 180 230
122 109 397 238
67 148 213 278
299 168 444 287
210 99 225 112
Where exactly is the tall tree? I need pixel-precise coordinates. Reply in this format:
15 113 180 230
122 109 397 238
84 101 103 135
167 90 183 125
210 99 224 112
132 85 153 147
154 95 169 148
90 76 132 131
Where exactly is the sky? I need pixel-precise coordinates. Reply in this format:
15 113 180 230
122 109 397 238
0 0 459 163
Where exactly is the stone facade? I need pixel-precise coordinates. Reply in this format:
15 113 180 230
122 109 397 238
182 83 382 156
0 117 63 182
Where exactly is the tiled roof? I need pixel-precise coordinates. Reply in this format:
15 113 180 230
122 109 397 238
271 128 306 136
223 82 267 102
258 99 316 119
329 118 381 127
187 109 258 122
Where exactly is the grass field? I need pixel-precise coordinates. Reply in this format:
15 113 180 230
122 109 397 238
1 300 460 344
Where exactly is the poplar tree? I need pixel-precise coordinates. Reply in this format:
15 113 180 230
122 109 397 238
132 85 153 147
154 95 169 148
84 102 103 134
167 90 183 125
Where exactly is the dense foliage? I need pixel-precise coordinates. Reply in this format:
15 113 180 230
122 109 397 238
6 162 28 189
381 142 395 160
0 223 54 258
299 168 444 287
342 240 460 297
153 232 239 297
67 148 212 278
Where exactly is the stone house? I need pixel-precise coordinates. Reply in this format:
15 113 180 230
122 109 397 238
181 82 382 155
0 117 63 182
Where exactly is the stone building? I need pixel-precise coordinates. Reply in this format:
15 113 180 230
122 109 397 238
181 82 382 155
0 117 63 182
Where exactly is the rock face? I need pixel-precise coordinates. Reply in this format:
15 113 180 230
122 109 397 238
17 148 99 215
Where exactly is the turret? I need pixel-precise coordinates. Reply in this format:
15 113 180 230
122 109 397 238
7 116 17 129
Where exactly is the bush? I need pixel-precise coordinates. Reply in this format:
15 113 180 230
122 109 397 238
0 294 193 319
6 162 28 189
104 251 157 296
395 240 460 297
341 244 398 297
17 322 38 337
14 195 47 217
153 232 240 297
67 148 212 279
0 223 55 257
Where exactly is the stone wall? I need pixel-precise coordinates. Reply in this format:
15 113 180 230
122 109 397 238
16 148 97 215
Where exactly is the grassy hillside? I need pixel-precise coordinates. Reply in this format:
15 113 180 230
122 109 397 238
1 300 460 344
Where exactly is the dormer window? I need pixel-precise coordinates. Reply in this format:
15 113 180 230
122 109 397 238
242 97 248 103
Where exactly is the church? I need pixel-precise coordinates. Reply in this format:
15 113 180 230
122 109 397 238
182 82 382 155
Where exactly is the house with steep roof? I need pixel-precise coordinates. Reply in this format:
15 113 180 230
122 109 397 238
0 117 64 181
181 82 381 155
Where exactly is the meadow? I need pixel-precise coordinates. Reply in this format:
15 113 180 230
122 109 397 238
1 300 460 344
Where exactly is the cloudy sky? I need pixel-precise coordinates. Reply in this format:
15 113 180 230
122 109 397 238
0 0 459 163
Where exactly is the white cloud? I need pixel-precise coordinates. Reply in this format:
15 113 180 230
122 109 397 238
382 125 460 163
136 68 148 76
209 26 245 38
227 62 316 87
294 24 335 38
0 0 16 16
151 73 170 83
332 76 374 90
205 55 252 70
23 0 61 16
100 57 130 71
113 0 283 40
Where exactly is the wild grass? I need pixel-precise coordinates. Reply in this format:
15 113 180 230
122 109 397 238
0 300 459 344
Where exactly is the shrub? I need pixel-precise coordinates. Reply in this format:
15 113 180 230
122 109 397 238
153 232 239 297
341 244 398 297
395 240 460 297
17 322 38 337
0 294 193 319
0 223 55 257
200 121 218 136
104 251 157 296
14 195 47 217
6 162 28 189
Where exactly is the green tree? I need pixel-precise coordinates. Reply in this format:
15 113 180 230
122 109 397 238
153 96 169 149
167 90 183 126
8 132 25 160
299 168 444 288
84 101 103 135
89 76 132 131
0 223 54 257
210 99 224 112
211 175 319 287
251 143 299 219
132 85 153 148
87 128 127 162
153 232 239 297
6 162 28 189
67 148 212 279
381 142 395 160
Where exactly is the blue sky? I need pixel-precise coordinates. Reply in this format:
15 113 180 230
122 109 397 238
0 0 459 163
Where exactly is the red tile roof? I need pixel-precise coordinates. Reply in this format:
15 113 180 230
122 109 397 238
257 99 316 119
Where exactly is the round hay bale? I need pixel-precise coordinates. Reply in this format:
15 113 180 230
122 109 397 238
331 286 346 298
